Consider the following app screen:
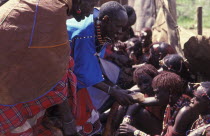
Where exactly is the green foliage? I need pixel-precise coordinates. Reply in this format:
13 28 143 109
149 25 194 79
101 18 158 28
178 16 195 29
177 0 210 28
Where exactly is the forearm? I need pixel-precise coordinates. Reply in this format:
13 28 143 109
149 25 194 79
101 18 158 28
93 81 116 94
122 103 139 124
93 81 134 106
139 97 161 106
126 103 140 117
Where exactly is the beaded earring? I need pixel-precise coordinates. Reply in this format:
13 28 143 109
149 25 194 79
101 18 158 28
76 0 81 14
102 15 109 22
76 8 81 14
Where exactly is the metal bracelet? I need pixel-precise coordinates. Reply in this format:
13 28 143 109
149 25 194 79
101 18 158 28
107 86 111 95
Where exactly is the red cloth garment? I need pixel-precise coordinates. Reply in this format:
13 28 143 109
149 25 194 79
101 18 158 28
0 57 77 135
104 44 114 59
75 88 101 136
75 88 95 126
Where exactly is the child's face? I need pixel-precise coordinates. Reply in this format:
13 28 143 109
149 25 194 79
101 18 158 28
137 74 153 95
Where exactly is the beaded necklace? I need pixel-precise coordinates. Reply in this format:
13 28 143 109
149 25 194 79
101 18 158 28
69 19 112 55
161 95 190 136
192 114 210 129
96 20 106 46
186 114 210 135
95 20 112 53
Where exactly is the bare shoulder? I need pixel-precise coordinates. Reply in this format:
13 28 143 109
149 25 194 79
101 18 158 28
173 106 198 134
177 106 192 117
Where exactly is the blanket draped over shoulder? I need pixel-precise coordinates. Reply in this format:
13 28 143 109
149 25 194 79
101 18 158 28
0 0 72 105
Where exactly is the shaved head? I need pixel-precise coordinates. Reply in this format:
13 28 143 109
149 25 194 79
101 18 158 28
99 1 128 42
99 1 126 21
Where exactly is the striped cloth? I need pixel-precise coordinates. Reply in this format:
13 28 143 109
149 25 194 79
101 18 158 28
0 57 77 135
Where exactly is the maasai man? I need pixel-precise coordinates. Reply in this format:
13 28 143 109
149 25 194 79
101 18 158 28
104 5 137 58
118 71 191 136
159 54 195 97
103 5 137 89
160 54 193 82
172 82 210 136
148 42 177 69
138 27 153 64
118 5 137 42
0 0 98 135
117 64 164 135
140 28 153 53
67 1 135 135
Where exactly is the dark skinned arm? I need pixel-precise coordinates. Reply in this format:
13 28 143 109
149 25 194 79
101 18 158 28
93 81 135 106
124 97 163 120
140 97 161 106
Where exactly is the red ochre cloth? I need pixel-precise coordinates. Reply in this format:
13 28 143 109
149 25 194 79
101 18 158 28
75 88 101 136
0 58 77 135
75 88 95 126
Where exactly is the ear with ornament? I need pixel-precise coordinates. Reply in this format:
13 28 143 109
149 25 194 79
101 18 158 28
102 15 110 23
76 0 82 14
76 8 81 14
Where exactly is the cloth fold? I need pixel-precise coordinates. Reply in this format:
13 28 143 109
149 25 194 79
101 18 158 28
0 0 71 105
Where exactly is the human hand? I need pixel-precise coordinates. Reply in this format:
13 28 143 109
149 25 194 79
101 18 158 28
118 123 137 135
110 87 135 106
129 92 145 103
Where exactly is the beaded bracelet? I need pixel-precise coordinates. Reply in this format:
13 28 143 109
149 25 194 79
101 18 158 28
139 130 148 136
122 115 132 124
134 130 148 136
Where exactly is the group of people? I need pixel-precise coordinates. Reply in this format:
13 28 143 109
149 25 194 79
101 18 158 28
1 0 210 136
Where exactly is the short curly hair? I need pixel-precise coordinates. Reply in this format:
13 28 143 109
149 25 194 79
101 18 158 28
152 71 184 94
133 64 158 83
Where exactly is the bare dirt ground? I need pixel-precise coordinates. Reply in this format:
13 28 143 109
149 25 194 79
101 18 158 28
188 28 210 36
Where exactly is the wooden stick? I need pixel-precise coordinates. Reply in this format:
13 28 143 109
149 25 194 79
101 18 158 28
197 7 202 35
102 102 119 136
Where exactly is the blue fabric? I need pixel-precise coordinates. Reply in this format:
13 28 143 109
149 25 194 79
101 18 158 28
66 10 104 89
